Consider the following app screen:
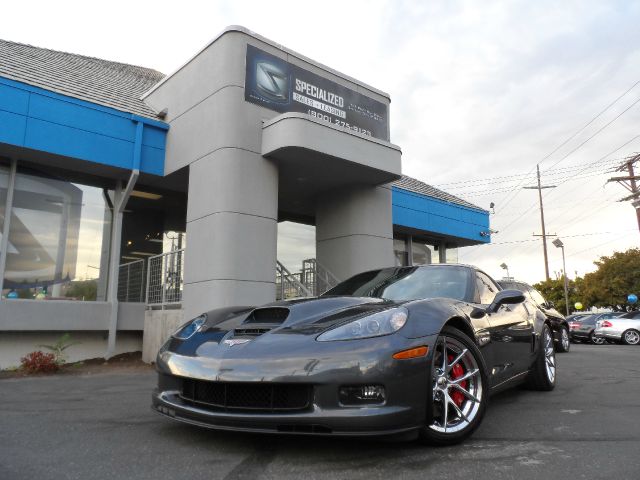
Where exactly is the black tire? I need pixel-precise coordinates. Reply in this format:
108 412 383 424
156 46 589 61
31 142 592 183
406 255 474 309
419 326 489 446
621 329 640 345
525 324 556 391
556 326 570 353
590 333 606 345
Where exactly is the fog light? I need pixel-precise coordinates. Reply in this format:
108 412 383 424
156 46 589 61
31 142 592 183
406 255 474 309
339 385 386 405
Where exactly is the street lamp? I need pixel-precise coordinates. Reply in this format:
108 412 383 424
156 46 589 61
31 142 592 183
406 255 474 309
500 262 510 281
552 238 570 316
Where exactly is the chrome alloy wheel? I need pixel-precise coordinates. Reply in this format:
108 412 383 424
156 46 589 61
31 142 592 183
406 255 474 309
430 335 483 434
561 328 570 350
591 334 606 345
544 328 556 383
624 330 640 345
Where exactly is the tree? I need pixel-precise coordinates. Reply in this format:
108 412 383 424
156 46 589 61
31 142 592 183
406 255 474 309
533 277 582 315
580 248 640 311
64 280 98 301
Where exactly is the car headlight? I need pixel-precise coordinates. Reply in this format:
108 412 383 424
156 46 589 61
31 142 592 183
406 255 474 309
317 307 408 341
172 314 207 340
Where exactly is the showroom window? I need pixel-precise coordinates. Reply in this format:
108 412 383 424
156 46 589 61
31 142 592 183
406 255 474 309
412 239 439 265
0 163 8 240
2 167 109 301
393 235 409 266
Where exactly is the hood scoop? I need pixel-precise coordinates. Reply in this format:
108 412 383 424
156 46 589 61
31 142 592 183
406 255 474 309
244 307 290 324
230 307 290 339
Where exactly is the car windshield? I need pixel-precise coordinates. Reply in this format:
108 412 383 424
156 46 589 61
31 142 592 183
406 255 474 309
323 266 472 302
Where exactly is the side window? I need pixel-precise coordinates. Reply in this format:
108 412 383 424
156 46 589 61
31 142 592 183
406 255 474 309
529 288 546 306
476 272 499 304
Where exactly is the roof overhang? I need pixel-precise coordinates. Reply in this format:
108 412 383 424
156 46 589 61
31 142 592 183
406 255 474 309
262 113 401 219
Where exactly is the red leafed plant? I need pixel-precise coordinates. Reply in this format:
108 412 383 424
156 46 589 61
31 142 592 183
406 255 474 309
20 351 59 374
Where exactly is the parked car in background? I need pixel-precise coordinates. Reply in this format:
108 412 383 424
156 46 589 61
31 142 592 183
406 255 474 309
498 280 570 352
566 314 592 340
594 311 640 345
573 312 627 344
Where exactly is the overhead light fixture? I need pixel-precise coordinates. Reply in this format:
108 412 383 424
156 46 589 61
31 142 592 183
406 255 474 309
130 251 156 256
131 190 163 200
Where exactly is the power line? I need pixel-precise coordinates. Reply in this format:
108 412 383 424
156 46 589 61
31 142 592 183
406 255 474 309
462 229 636 247
486 79 640 217
567 231 636 257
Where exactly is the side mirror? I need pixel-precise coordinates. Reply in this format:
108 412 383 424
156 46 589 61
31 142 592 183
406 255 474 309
546 301 555 309
487 289 526 313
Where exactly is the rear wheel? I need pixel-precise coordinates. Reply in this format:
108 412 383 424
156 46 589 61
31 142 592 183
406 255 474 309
419 326 488 446
556 326 570 353
621 329 640 345
590 333 606 345
525 325 556 391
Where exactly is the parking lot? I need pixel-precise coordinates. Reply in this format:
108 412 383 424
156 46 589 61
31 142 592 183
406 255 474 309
1 344 639 480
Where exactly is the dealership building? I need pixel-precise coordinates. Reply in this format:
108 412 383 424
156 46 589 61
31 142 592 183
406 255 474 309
0 27 490 367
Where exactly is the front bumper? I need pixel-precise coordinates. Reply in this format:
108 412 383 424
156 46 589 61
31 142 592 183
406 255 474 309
152 389 419 436
152 334 436 436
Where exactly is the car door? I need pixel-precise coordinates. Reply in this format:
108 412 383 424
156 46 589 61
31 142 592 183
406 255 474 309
476 272 534 386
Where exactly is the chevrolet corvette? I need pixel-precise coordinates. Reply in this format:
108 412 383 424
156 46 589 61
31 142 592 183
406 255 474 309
152 264 557 445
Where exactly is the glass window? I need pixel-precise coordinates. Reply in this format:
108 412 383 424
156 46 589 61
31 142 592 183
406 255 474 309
412 241 437 265
324 265 473 302
393 236 409 266
529 288 547 306
476 271 499 304
0 164 8 243
2 168 109 301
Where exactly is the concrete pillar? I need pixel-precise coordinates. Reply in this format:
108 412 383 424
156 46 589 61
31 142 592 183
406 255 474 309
183 148 278 320
316 185 394 282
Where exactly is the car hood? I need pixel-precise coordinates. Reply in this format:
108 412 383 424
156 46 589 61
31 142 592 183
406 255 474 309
202 296 396 334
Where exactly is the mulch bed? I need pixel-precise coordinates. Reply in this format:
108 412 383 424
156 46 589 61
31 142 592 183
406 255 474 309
0 351 154 379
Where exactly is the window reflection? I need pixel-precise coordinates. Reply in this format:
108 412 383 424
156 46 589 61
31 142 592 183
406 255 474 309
412 241 436 265
2 168 108 301
393 236 408 266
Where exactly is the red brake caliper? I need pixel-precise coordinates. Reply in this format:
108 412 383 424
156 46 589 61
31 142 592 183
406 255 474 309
448 354 467 407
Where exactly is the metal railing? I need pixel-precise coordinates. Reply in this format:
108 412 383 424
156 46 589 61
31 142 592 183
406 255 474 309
301 258 340 296
117 259 145 302
145 249 185 308
276 260 312 300
118 249 340 306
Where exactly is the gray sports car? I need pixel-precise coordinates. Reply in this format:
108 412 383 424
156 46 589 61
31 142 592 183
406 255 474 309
152 264 557 445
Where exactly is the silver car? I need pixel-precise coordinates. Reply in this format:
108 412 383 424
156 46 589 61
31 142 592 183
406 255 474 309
594 311 640 345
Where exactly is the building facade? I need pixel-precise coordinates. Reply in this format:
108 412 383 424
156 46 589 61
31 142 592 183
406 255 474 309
0 27 490 367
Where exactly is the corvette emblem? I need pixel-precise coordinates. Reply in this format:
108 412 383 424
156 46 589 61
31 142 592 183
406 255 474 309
223 338 251 347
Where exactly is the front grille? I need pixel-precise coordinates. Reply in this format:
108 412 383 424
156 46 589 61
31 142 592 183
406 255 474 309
181 379 311 412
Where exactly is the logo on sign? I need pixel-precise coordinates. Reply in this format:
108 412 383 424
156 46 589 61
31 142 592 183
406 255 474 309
255 62 288 102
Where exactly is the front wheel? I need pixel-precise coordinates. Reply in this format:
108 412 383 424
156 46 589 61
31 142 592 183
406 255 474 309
525 324 556 391
419 326 488 446
590 333 606 345
621 329 640 345
556 326 570 353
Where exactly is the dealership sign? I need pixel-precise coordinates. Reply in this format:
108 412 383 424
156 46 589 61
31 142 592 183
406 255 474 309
245 45 389 141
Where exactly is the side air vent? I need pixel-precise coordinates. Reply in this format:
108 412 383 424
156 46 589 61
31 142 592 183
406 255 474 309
245 307 290 324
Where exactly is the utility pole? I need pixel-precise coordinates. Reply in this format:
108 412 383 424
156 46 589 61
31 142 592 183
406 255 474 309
607 153 640 232
524 164 556 280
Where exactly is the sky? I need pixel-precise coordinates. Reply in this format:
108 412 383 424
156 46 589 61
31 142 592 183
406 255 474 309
3 0 640 284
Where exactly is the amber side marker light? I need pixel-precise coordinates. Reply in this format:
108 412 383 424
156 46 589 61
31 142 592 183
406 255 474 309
392 346 428 360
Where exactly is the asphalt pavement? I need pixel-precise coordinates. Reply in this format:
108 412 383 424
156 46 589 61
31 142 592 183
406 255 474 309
1 344 640 480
